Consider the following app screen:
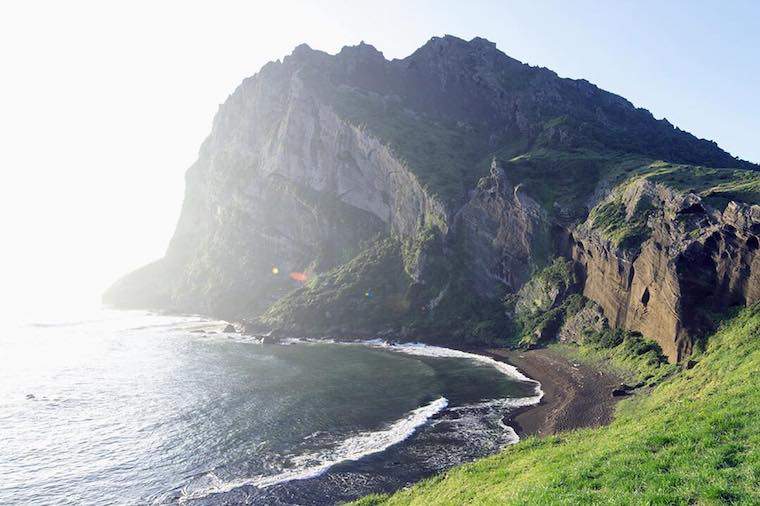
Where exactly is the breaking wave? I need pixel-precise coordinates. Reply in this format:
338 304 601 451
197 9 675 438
364 341 543 443
177 397 448 502
363 340 542 391
175 337 544 503
284 338 544 405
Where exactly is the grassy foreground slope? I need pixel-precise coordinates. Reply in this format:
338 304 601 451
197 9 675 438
356 306 760 505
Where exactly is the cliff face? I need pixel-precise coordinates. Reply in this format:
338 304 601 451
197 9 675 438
456 160 550 299
106 58 447 317
105 35 759 361
571 179 760 361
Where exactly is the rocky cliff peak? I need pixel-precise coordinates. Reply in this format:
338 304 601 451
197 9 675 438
410 34 502 57
403 34 525 77
290 42 315 58
338 41 385 60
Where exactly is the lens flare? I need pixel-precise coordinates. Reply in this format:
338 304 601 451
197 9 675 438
289 272 307 282
271 267 279 275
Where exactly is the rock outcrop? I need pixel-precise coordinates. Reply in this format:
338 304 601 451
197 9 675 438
558 299 607 344
106 63 447 317
571 179 760 360
456 159 549 298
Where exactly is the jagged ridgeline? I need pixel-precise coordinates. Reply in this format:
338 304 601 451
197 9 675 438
104 36 760 361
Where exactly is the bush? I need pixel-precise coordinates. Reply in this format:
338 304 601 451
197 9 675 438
586 327 625 348
562 293 586 319
585 328 667 365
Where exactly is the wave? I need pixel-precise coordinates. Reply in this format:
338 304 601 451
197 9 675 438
177 397 448 502
268 339 544 426
364 342 544 440
175 338 542 502
276 338 540 388
431 401 521 448
240 337 544 416
361 340 540 386
294 338 545 405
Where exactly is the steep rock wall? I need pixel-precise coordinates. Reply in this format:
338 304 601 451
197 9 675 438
105 38 759 359
456 160 549 298
571 180 760 361
105 67 446 316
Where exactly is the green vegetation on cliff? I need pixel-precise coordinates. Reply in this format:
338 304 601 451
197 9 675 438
327 86 493 204
644 161 760 209
356 305 760 505
504 258 578 347
580 159 760 254
496 149 638 216
260 238 413 333
589 197 652 250
553 329 677 387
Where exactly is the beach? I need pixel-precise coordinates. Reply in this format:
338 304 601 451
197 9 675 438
488 347 622 437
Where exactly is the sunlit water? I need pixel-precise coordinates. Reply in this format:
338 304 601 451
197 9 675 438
0 309 540 505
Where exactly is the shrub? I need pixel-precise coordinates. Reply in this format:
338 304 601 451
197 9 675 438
586 327 625 348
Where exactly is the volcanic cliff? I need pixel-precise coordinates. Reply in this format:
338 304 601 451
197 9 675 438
105 35 760 361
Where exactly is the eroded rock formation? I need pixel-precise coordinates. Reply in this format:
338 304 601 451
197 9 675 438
456 160 549 298
571 181 760 360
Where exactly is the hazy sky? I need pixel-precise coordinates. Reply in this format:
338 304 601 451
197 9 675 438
1 0 758 314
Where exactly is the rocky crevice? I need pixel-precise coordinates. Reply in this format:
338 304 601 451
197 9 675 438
454 159 550 298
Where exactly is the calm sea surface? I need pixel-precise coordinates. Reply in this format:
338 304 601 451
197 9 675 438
0 309 539 505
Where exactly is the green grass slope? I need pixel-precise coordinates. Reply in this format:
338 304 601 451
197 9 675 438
356 305 760 505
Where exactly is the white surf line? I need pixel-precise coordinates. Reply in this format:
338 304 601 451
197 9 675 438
177 397 448 502
361 340 543 391
356 340 543 443
275 338 544 417
182 337 543 500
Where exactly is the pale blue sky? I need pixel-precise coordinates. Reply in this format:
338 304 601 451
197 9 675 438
0 1 757 310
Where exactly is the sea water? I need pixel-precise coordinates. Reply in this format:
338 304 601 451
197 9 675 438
0 309 540 505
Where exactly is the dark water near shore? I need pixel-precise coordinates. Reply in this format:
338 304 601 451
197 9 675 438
0 309 539 505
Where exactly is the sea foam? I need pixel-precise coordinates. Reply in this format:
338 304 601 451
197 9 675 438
285 338 544 405
179 338 543 501
362 340 542 388
177 397 448 502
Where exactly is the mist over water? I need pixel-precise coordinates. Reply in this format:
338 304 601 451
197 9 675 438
0 309 537 505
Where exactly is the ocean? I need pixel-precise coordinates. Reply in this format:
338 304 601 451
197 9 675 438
0 308 541 505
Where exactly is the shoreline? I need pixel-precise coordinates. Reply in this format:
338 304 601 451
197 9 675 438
484 347 622 437
276 337 623 440
156 314 622 441
235 324 623 439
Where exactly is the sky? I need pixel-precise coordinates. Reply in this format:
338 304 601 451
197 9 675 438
0 0 758 314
